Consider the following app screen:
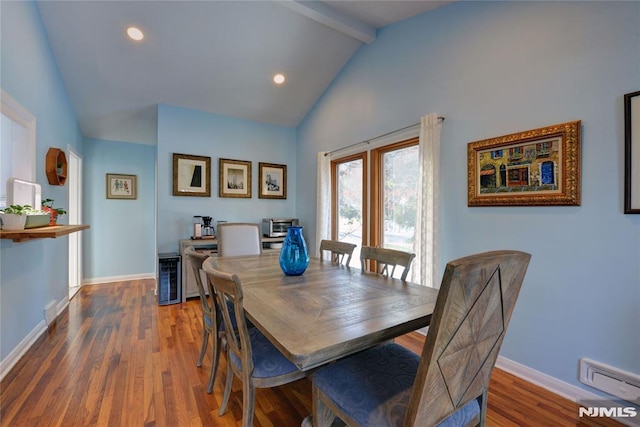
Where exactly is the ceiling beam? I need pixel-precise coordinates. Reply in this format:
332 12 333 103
277 1 376 44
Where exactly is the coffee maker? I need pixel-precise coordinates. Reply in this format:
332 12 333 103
192 216 215 239
201 216 214 237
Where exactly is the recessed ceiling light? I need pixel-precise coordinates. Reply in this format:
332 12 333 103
126 27 144 41
273 74 286 85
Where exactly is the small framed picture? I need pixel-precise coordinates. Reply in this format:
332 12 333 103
173 153 211 197
219 158 252 198
106 173 137 199
467 121 581 207
259 162 287 199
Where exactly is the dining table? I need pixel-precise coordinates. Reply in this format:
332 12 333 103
204 252 439 372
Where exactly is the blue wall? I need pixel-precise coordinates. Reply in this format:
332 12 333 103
0 1 83 359
83 138 156 279
156 104 297 253
296 0 640 393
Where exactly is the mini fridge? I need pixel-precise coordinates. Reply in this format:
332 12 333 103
158 253 181 305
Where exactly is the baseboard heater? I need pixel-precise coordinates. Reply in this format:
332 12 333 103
579 358 640 404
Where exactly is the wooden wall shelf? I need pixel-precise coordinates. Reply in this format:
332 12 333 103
0 224 89 243
45 147 67 185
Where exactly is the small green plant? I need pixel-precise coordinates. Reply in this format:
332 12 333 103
41 199 66 215
0 205 37 215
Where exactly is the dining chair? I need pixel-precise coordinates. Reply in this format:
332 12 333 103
203 263 307 427
183 246 221 394
319 239 357 265
312 250 531 427
216 222 262 257
360 246 416 281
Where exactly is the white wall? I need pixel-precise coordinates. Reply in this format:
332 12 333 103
296 0 640 394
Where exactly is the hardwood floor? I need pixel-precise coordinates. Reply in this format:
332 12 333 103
0 279 623 427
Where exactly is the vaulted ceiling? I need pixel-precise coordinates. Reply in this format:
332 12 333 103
36 1 452 144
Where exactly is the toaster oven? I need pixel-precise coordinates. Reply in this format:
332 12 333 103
262 218 299 237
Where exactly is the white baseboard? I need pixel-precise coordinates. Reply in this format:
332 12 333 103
83 272 155 285
496 356 640 427
0 298 69 382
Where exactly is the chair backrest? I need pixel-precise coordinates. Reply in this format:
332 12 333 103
202 264 254 375
217 222 262 257
360 246 416 281
319 240 357 265
404 250 531 427
183 246 214 318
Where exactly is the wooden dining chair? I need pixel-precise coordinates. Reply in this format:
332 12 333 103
360 246 416 281
203 263 307 427
319 239 357 265
216 222 262 257
183 246 221 394
312 250 531 427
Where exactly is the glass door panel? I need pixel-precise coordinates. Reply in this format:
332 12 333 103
381 144 418 277
336 157 364 268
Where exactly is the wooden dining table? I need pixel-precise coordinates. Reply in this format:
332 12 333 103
205 252 439 371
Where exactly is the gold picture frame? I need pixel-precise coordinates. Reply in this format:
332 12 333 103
467 121 581 206
106 173 137 199
258 162 287 199
219 158 252 198
624 91 640 214
172 153 211 197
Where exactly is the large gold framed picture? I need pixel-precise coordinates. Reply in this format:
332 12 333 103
467 121 581 207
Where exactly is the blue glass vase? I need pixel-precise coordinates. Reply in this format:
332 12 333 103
279 226 310 276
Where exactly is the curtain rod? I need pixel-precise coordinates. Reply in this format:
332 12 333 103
324 116 445 157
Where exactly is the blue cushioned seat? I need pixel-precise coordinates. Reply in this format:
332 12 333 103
230 328 301 378
203 264 307 426
312 343 480 427
311 251 531 427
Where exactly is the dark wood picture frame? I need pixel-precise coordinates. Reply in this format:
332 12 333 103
468 121 581 206
258 162 287 199
172 153 211 197
219 158 252 198
106 173 137 200
624 91 640 214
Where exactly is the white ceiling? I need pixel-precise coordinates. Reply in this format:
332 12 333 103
36 1 452 145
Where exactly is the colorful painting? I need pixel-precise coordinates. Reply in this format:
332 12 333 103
468 121 581 206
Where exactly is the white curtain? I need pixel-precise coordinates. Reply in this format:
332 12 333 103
315 151 331 257
411 113 442 288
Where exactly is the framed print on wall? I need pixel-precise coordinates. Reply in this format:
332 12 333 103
106 173 137 199
259 162 287 199
173 153 211 197
467 120 581 206
219 158 252 198
624 90 640 214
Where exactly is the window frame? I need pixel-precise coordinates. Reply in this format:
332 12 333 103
369 137 419 248
330 136 419 259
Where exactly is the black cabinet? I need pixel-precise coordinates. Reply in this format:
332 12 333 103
158 253 181 305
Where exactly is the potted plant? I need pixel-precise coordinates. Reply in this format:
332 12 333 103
41 199 67 225
0 205 34 230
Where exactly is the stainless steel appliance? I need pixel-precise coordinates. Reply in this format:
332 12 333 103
262 218 299 237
